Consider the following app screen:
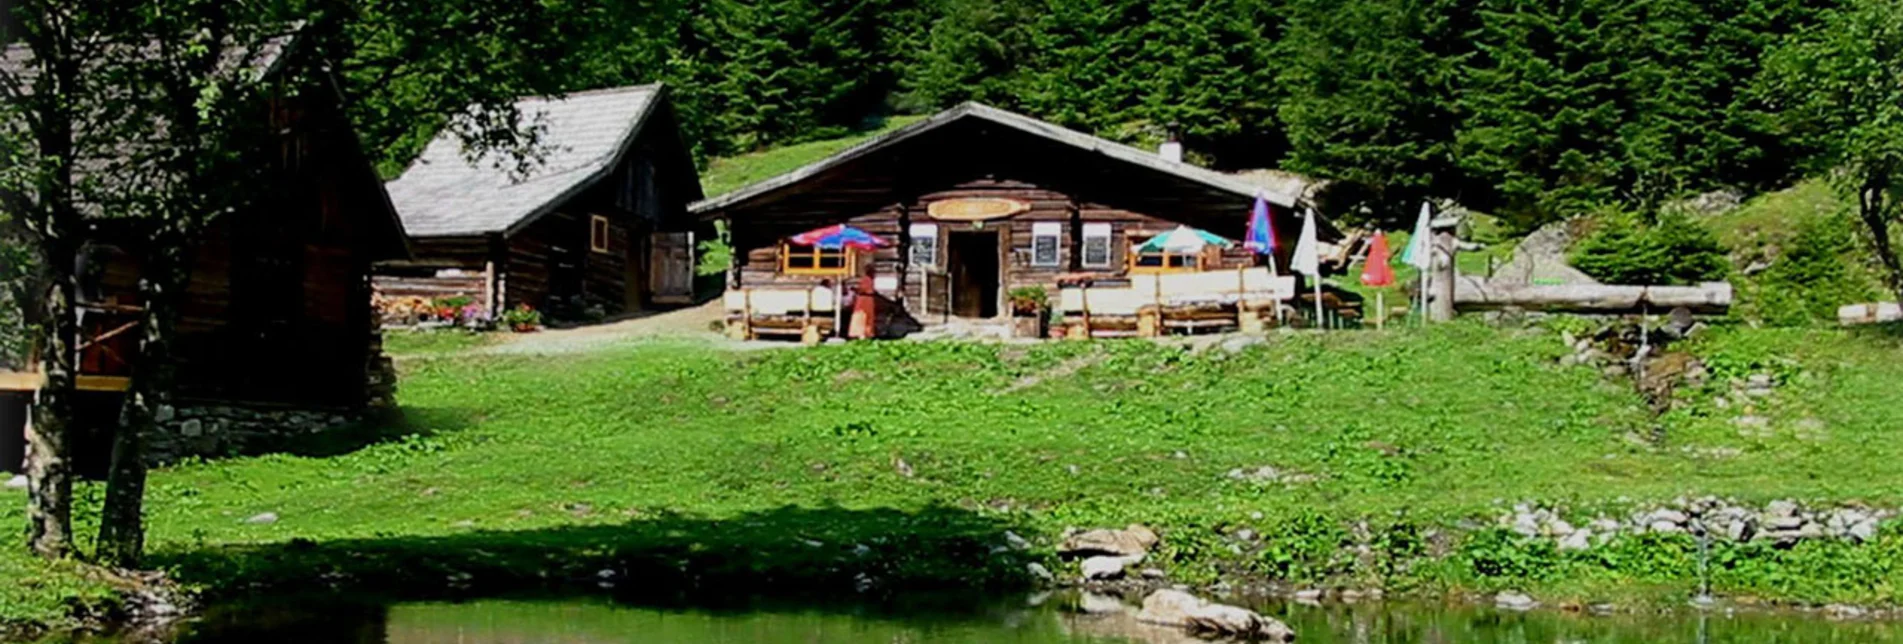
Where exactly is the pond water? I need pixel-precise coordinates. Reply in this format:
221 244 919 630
166 592 1903 644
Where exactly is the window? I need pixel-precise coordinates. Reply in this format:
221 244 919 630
589 215 612 254
1128 235 1201 274
781 243 854 275
1030 222 1061 266
1082 223 1112 268
909 223 939 269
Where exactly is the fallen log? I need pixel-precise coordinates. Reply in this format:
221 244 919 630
1452 276 1732 314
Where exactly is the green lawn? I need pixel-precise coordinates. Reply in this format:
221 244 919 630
6 322 1903 631
700 116 924 198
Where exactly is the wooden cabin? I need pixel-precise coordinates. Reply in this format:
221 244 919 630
0 30 408 471
374 84 705 322
694 103 1345 338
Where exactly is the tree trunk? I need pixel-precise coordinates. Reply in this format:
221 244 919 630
96 235 189 568
1858 178 1903 306
26 238 78 559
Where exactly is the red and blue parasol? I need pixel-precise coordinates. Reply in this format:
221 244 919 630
789 224 892 250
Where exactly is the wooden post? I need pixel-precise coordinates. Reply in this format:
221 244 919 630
1430 227 1457 323
1375 291 1386 330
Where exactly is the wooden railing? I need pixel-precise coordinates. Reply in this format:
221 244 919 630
0 303 140 393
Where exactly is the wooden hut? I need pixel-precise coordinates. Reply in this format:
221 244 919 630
0 28 409 471
374 84 706 322
694 103 1345 338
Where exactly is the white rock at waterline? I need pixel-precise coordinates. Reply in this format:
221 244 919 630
1082 554 1143 580
1495 591 1538 611
244 512 278 525
1026 562 1054 583
1136 589 1295 641
4 474 25 490
1080 592 1127 614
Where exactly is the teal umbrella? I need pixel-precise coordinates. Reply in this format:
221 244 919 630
1136 225 1233 253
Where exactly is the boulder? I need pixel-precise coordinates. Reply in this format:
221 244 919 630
4 474 25 490
244 512 279 525
1136 589 1295 641
1489 222 1601 287
1495 591 1538 611
1061 524 1159 558
1080 592 1128 614
1082 554 1143 580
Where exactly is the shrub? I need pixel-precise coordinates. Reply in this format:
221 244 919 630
1571 211 1729 285
1748 213 1881 325
500 304 542 330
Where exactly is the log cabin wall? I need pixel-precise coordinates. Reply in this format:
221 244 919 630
84 83 395 410
387 102 702 316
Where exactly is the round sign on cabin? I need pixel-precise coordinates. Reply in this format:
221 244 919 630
926 198 1030 221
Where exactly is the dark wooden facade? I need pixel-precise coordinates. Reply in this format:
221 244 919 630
702 108 1320 322
374 101 704 317
75 78 406 409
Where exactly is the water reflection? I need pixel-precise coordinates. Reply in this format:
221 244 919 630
171 593 1903 644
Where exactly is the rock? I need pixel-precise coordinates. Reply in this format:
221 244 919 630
1026 562 1054 583
1747 373 1774 387
1061 524 1159 558
1495 591 1538 611
1649 521 1685 534
1510 514 1541 537
1558 529 1592 551
1767 516 1805 531
1141 567 1167 580
4 474 25 490
243 512 278 525
1849 520 1878 543
1136 589 1295 641
1651 509 1689 525
1234 529 1256 542
1768 500 1800 518
1082 554 1143 580
1080 592 1128 614
180 419 204 437
1004 531 1032 551
1490 222 1601 286
1825 604 1868 620
1292 589 1323 602
1546 519 1575 537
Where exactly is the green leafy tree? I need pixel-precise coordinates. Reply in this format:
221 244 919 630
1571 211 1729 285
1277 0 1475 226
1762 0 1903 304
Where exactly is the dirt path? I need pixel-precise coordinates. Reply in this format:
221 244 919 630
478 301 755 355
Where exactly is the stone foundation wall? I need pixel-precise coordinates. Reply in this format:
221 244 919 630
152 404 360 464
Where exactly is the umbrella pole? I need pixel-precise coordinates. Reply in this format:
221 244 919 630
1312 278 1323 330
1267 254 1285 327
1376 291 1385 330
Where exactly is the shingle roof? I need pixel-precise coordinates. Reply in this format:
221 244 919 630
691 102 1308 215
386 84 665 238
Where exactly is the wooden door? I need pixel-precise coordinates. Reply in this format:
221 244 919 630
649 231 695 304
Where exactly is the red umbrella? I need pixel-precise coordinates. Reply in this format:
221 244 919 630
1360 231 1396 287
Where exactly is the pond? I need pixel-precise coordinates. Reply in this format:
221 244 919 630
165 592 1903 643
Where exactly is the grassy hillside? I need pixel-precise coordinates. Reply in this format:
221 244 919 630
1702 180 1888 324
6 321 1903 631
700 116 924 199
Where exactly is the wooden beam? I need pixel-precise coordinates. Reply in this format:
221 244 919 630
0 371 132 393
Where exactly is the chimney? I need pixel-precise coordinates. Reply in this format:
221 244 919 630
1157 122 1184 163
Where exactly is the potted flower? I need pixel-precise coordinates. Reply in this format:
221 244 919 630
1007 286 1049 338
500 304 542 333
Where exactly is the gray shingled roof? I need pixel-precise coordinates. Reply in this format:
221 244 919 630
386 84 665 238
691 102 1307 214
